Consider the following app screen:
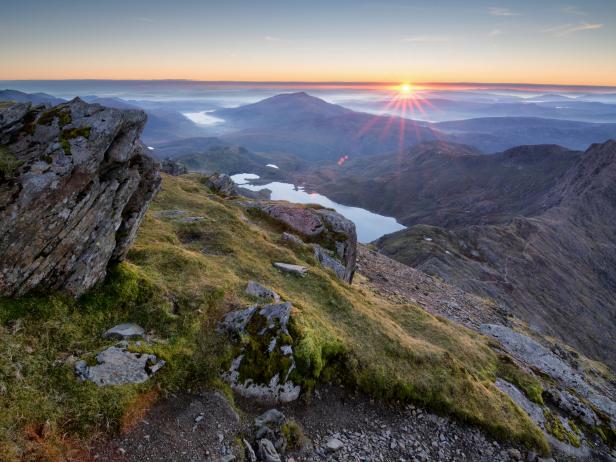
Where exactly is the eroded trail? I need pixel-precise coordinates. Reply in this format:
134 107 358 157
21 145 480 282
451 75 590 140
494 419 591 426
94 386 534 462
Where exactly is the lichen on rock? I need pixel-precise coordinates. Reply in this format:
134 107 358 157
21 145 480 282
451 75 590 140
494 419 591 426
0 98 161 296
221 301 301 403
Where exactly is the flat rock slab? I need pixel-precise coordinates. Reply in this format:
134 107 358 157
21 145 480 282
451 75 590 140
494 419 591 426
75 345 165 386
103 323 145 340
273 262 308 277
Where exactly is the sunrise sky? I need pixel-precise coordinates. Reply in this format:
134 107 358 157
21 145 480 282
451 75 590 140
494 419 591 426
1 0 615 85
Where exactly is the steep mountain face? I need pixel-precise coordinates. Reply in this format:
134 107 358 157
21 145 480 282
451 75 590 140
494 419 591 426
376 140 616 370
300 141 581 227
0 99 160 296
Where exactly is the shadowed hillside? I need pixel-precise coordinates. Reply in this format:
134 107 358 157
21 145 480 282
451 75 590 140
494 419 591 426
376 140 616 370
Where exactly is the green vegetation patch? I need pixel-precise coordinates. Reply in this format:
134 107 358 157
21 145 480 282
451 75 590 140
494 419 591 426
281 420 305 449
0 262 229 460
0 146 23 177
543 409 581 447
59 126 91 155
37 106 71 127
496 356 544 404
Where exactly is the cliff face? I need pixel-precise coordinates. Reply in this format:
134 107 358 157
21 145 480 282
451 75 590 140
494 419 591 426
0 99 161 296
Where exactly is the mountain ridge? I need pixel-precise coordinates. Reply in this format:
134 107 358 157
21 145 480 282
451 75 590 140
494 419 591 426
376 139 616 370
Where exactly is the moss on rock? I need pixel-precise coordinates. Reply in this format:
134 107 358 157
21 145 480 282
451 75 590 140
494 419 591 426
0 146 22 177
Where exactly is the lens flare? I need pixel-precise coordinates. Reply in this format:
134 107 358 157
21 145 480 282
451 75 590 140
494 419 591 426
354 82 441 156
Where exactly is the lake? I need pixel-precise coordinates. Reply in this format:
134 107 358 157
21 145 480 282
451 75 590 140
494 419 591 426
182 110 225 126
231 173 405 243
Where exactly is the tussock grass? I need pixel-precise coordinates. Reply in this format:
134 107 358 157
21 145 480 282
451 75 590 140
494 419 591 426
0 173 549 459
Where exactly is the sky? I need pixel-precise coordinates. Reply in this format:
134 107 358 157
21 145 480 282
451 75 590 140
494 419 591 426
1 0 615 85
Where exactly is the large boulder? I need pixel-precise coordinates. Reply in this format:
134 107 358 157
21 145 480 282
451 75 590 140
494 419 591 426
0 99 161 296
248 203 357 283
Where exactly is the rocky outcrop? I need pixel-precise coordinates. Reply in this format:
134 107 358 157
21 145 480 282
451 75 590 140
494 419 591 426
481 324 616 427
75 322 165 386
160 159 187 176
75 343 165 386
247 203 357 283
0 99 160 296
482 324 616 460
220 301 301 403
203 173 238 196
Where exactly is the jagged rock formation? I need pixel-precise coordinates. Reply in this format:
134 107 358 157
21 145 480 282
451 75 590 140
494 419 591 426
358 247 616 459
376 140 616 371
0 98 160 296
203 172 238 196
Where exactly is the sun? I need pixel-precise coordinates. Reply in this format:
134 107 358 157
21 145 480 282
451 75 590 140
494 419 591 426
399 83 413 95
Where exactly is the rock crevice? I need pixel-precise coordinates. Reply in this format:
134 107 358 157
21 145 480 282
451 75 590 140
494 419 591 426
0 99 161 296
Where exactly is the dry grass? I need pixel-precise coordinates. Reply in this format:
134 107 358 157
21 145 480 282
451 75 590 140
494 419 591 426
0 173 550 458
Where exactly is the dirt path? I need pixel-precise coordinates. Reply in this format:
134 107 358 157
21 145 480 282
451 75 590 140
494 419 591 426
93 386 539 462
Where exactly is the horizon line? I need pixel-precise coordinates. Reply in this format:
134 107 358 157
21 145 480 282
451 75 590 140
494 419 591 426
2 79 616 92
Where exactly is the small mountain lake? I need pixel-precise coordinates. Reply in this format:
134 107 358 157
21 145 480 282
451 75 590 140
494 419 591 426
231 173 405 243
182 110 225 126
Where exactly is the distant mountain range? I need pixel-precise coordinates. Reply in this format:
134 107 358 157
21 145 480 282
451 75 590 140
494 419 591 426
434 117 616 152
80 96 208 144
215 92 440 161
348 95 616 123
3 89 616 160
373 140 616 370
0 89 64 106
213 92 616 157
298 141 582 226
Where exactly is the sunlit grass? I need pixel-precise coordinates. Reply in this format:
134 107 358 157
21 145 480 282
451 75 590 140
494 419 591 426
0 173 549 459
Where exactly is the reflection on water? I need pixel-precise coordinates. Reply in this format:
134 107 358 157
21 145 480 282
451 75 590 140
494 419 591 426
182 110 225 125
231 173 405 243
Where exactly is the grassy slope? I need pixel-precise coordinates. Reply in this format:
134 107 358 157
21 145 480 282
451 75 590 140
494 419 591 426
0 174 548 460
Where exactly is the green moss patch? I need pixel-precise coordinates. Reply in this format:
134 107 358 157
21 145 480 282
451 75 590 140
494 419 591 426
543 409 581 447
0 146 22 177
37 106 72 127
496 356 544 404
